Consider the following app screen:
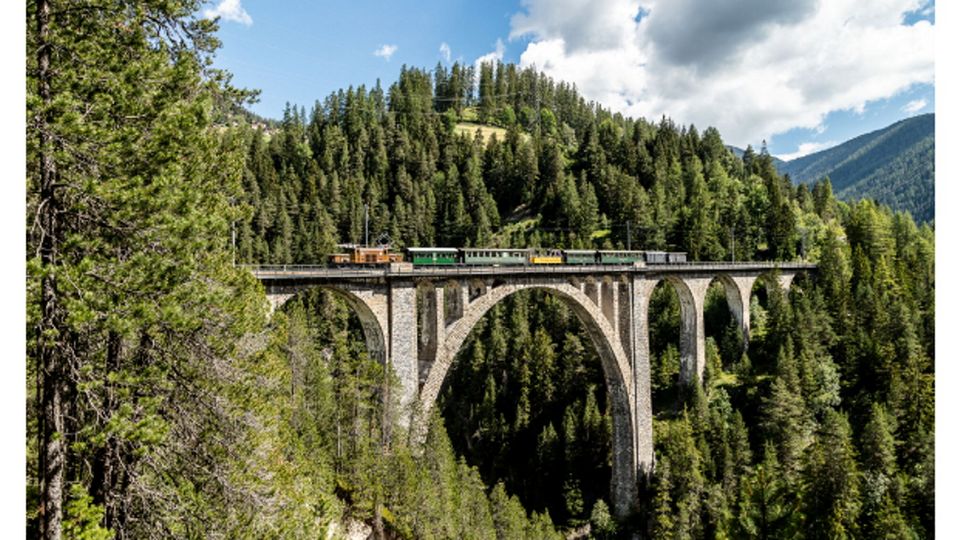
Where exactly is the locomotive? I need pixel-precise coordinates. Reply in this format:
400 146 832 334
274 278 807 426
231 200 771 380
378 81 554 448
329 245 687 266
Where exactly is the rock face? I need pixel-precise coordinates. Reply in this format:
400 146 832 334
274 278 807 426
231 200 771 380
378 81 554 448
326 518 372 540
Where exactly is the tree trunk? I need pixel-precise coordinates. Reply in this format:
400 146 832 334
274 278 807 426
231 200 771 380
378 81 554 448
91 332 122 532
37 0 64 537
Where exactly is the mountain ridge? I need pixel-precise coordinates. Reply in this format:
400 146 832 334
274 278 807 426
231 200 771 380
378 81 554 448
733 114 934 221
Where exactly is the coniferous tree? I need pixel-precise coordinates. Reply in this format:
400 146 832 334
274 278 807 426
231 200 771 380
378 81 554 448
802 410 861 539
27 2 268 536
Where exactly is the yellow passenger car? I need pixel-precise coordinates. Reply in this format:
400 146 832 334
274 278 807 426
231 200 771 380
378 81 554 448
530 249 563 264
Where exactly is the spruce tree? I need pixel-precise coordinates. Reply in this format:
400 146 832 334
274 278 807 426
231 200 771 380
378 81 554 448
802 410 861 539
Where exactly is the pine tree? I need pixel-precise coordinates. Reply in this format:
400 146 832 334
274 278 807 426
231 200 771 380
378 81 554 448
27 1 266 536
860 404 913 539
651 458 676 539
760 344 813 478
802 410 861 539
735 443 799 539
588 499 617 539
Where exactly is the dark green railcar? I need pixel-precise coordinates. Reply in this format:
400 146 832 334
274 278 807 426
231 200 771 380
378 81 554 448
644 251 667 264
598 250 646 264
461 248 531 265
405 247 459 265
563 250 598 265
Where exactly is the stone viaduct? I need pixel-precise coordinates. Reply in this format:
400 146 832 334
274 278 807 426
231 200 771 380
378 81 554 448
251 261 815 518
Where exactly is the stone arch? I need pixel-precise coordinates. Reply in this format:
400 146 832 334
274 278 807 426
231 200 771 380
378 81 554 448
754 268 798 297
415 280 638 518
268 285 389 367
642 276 706 385
706 274 756 351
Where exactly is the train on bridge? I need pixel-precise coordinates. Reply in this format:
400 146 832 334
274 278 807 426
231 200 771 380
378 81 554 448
330 245 687 266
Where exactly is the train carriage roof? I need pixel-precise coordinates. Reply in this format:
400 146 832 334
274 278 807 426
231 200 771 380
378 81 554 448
460 247 534 252
405 247 459 253
563 249 597 254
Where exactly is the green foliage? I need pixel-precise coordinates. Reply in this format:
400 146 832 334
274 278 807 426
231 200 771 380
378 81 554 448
781 114 934 222
26 1 276 536
232 61 933 539
62 485 113 540
439 290 611 527
588 498 617 539
802 410 861 539
735 443 800 539
27 23 935 536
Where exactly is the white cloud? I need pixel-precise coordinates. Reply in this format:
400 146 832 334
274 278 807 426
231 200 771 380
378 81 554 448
776 141 837 162
475 39 506 67
204 0 252 26
902 98 927 114
510 0 934 147
510 0 640 53
440 42 452 63
374 44 398 61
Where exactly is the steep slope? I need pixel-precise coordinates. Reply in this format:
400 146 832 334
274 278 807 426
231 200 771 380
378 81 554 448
779 114 934 221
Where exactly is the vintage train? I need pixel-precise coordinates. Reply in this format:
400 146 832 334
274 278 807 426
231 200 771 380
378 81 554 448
329 245 687 266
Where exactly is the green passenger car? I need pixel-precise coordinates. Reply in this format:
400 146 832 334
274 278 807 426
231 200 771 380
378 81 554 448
405 247 459 265
563 250 598 265
461 248 531 265
597 250 646 264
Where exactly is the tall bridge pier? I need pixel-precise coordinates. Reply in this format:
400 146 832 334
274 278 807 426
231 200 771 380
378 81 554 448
254 262 814 518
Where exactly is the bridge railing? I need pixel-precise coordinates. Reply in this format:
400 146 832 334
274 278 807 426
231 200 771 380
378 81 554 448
243 261 816 279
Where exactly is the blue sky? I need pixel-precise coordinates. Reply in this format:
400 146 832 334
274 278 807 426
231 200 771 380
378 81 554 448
206 0 935 160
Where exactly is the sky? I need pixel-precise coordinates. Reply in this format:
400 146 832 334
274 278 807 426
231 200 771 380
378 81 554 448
204 0 935 160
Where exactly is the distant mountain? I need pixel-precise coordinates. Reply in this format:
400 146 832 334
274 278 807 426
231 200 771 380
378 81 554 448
778 114 934 222
727 115 934 221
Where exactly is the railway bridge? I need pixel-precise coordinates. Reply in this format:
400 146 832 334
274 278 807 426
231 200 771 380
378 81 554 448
249 261 816 518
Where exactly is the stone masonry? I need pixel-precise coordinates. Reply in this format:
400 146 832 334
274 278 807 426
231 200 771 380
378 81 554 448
257 263 810 518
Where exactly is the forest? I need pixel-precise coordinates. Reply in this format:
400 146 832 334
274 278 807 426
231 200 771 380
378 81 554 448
779 114 934 223
26 1 934 539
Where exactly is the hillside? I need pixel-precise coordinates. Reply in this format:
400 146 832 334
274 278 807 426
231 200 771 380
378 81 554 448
28 15 935 535
779 114 934 221
228 62 934 537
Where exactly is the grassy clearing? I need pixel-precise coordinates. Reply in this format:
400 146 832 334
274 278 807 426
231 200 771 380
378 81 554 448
459 107 480 122
491 217 539 245
711 370 740 388
453 122 510 143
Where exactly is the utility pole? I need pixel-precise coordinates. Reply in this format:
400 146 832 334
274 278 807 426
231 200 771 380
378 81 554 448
730 226 735 262
626 221 631 251
364 203 369 247
801 228 807 261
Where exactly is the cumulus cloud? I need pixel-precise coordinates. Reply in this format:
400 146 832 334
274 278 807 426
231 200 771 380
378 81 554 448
510 0 934 147
374 44 398 61
644 0 817 71
440 42 452 63
204 0 252 26
510 0 640 53
475 39 506 67
777 140 837 161
902 98 927 114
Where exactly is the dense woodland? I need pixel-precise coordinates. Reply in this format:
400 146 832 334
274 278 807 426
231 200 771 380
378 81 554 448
779 114 934 223
27 1 934 539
